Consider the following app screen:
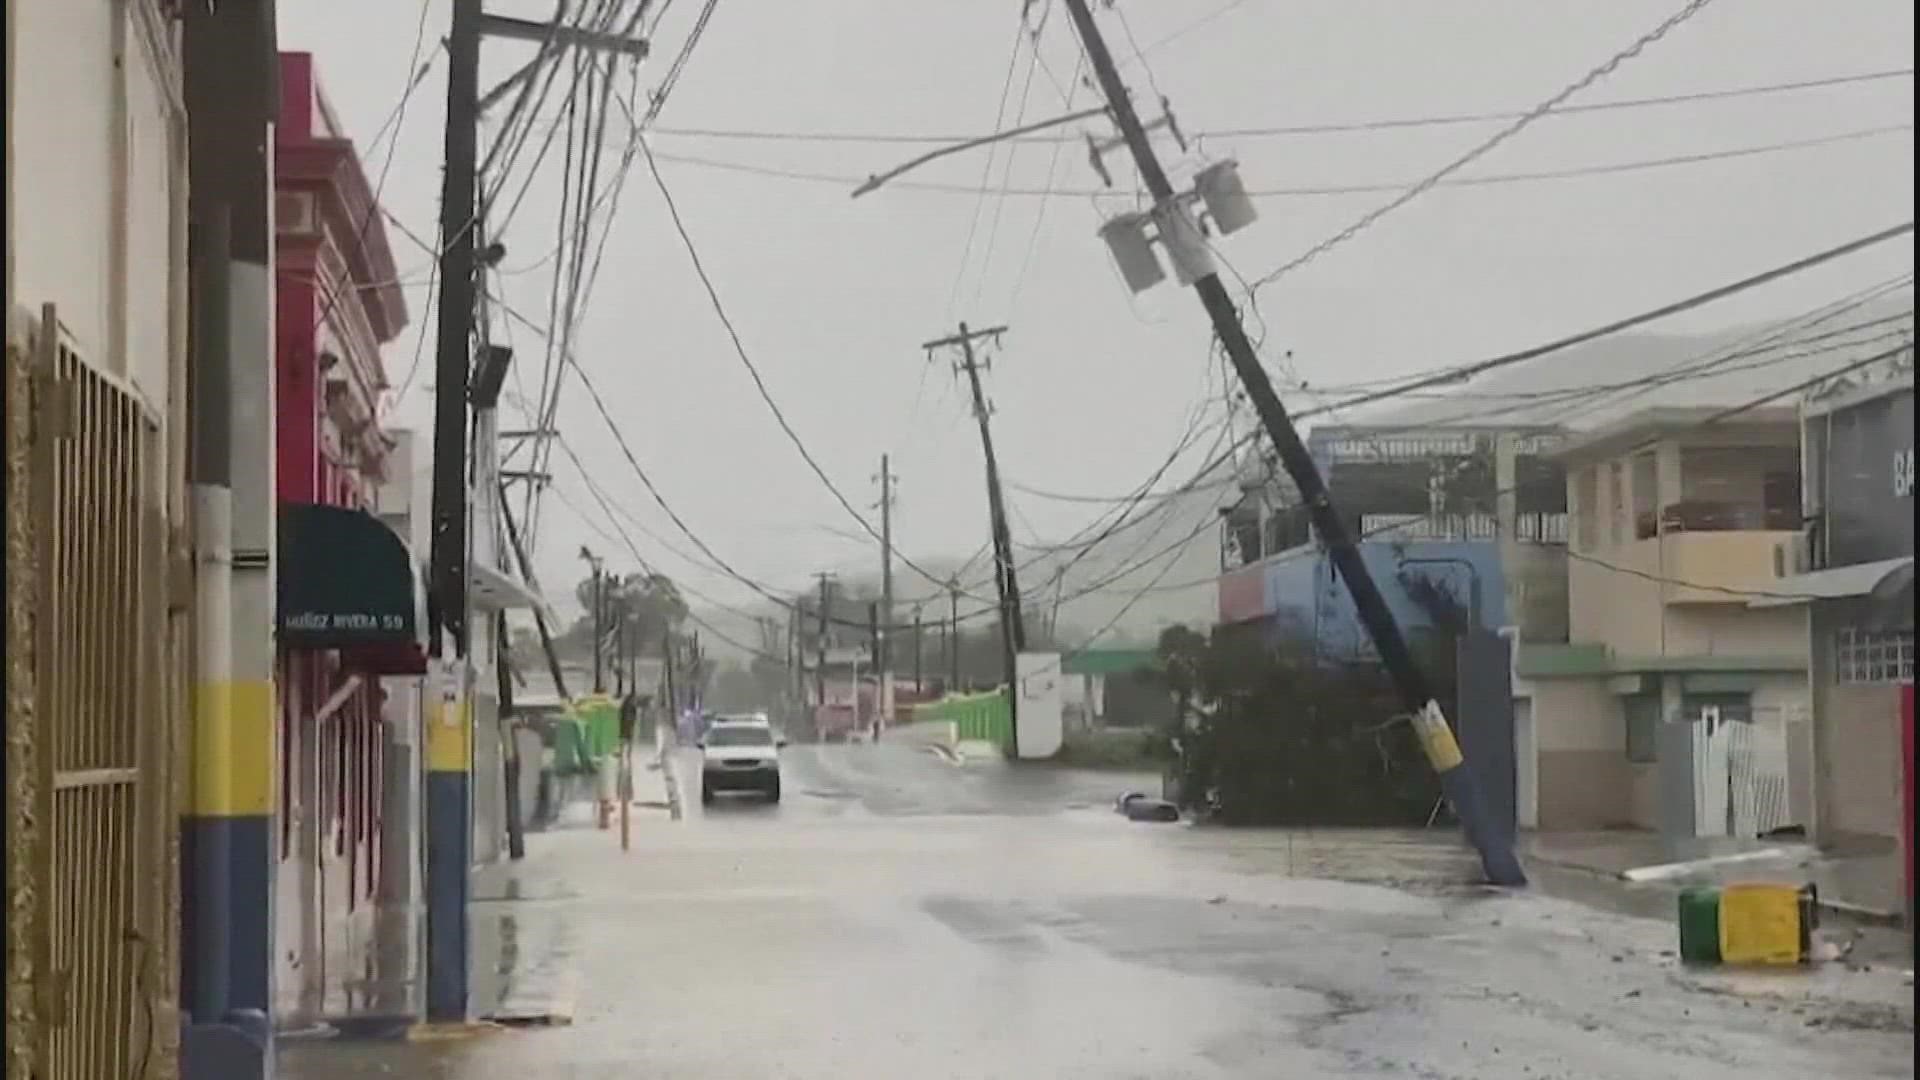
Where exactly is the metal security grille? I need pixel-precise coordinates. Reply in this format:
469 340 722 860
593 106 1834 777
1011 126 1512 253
31 306 168 1079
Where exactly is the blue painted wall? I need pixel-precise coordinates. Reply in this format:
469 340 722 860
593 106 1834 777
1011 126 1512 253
1253 539 1508 658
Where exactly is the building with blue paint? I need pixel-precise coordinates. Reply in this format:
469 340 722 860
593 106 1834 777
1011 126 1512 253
1215 423 1569 656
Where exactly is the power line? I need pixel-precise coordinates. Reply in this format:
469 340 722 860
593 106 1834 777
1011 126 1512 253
650 68 1913 145
313 2 437 342
946 19 1031 321
632 132 971 597
641 0 724 127
495 289 1003 629
1284 222 1917 421
1249 0 1723 291
546 466 790 664
642 124 1913 198
1005 228 1915 512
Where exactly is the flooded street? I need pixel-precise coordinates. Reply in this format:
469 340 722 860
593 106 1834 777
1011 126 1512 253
281 742 1913 1079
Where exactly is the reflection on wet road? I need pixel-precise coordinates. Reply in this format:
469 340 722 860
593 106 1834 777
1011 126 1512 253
281 741 1914 1080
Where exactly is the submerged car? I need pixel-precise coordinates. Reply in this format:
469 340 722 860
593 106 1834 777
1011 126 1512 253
698 721 785 804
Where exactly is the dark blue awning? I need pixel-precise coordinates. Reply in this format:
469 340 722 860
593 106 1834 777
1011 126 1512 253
277 502 425 673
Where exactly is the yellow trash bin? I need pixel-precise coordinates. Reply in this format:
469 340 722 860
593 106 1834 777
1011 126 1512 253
1716 882 1813 966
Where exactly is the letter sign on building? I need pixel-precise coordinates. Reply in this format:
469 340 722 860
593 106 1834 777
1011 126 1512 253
1896 445 1915 499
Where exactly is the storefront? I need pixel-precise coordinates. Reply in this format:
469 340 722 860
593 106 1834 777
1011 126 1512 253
1762 379 1914 852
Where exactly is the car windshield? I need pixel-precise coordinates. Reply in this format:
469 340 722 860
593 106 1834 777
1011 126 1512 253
705 725 774 748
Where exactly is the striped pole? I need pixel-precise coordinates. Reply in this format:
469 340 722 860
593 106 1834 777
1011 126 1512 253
424 659 472 1022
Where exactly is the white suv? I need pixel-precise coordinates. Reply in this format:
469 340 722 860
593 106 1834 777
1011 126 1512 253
698 721 785 804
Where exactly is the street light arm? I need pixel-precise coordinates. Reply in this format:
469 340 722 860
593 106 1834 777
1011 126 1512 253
851 105 1111 198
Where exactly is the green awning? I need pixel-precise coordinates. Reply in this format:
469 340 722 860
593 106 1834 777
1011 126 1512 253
1061 648 1159 677
277 503 423 669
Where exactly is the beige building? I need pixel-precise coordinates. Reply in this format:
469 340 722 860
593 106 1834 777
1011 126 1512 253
1513 406 1811 832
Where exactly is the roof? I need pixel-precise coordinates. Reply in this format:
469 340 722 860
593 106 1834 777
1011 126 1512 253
1749 556 1915 610
1061 648 1159 677
1550 405 1799 463
472 562 553 619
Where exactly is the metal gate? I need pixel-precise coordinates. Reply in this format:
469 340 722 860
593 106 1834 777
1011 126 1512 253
29 306 170 1078
1690 707 1792 839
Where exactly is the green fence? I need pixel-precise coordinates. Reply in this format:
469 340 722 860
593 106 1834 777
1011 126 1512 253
910 690 1012 750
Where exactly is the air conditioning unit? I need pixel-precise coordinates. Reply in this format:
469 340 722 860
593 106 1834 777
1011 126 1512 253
1772 533 1810 578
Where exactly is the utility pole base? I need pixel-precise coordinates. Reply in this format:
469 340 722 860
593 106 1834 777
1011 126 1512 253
1437 766 1527 886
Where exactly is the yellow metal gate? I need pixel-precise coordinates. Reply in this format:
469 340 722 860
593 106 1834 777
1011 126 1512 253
29 305 170 1079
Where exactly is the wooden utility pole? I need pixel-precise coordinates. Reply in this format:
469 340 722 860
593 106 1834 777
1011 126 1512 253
1057 0 1522 885
876 454 897 732
813 572 834 708
924 324 1024 747
663 628 679 718
499 484 569 699
423 5 651 1015
582 552 607 694
947 579 961 692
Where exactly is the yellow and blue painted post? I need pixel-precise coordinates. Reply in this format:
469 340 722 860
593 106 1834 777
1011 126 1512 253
181 6 284 1073
182 206 237 1032
425 659 473 1022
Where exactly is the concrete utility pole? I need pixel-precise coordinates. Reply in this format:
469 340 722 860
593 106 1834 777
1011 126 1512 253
1057 0 1523 885
876 454 897 733
924 324 1025 748
913 605 924 694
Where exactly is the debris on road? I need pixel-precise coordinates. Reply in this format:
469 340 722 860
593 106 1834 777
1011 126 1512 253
1121 796 1180 822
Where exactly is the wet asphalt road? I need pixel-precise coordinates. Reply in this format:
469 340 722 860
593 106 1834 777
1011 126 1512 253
282 741 1914 1079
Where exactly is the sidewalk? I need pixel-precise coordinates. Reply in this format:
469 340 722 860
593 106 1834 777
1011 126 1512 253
300 732 677 1046
1523 830 1911 965
1526 831 1904 914
481 731 676 1023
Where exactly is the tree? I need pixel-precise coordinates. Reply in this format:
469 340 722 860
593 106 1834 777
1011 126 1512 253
555 570 689 661
1164 623 1441 827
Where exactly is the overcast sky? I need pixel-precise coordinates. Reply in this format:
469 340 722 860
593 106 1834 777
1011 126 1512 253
280 0 1915 624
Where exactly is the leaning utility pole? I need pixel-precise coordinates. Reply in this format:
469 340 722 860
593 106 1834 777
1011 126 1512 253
1057 0 1523 885
876 454 897 732
499 485 569 700
924 324 1025 749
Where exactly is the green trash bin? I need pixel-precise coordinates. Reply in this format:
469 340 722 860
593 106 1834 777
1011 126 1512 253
1678 885 1722 965
552 715 595 776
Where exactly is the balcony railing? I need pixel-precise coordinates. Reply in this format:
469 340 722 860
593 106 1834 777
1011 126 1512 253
1655 500 1801 534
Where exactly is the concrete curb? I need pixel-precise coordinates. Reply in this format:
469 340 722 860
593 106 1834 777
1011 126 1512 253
1815 897 1906 928
1530 852 1907 929
954 740 999 764
405 1020 504 1042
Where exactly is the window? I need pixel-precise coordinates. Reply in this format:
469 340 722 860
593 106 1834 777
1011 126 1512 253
1673 445 1801 531
1575 467 1599 551
1624 694 1660 763
1835 627 1916 684
1682 692 1752 726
